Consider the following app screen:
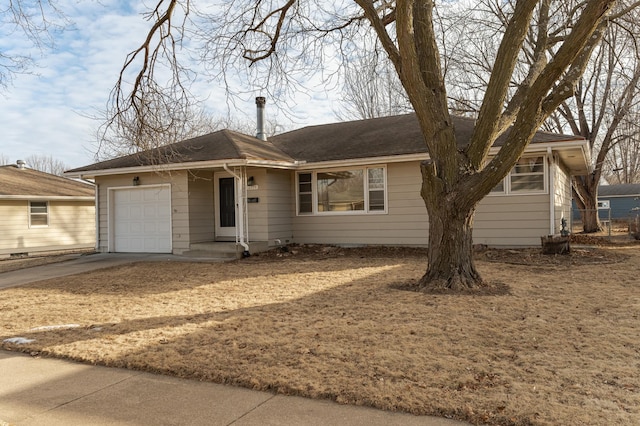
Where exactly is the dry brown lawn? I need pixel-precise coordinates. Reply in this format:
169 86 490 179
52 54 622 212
1 244 639 425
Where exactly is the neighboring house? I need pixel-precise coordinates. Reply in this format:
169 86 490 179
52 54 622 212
597 184 640 220
66 107 590 255
0 162 96 257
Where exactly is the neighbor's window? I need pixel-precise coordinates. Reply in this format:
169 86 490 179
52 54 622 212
510 156 545 192
297 167 387 215
29 201 49 227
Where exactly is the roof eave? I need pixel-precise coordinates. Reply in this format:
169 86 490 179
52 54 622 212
0 195 95 201
489 138 591 175
64 158 300 178
295 153 429 170
65 138 590 177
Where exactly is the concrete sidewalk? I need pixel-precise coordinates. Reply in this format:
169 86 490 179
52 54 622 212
0 351 468 426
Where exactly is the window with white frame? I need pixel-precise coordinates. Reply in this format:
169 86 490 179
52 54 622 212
29 201 49 227
490 155 546 195
297 166 387 215
298 173 313 213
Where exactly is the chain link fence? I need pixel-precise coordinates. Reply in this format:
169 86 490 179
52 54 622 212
571 208 640 240
571 208 612 237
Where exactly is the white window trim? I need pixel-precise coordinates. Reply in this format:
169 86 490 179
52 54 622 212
29 200 49 228
489 155 548 196
296 166 388 216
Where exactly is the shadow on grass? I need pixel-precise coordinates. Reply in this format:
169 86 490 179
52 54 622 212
4 250 639 425
0 256 492 423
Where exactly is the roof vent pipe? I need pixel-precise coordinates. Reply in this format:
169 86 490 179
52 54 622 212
16 160 26 169
255 96 267 141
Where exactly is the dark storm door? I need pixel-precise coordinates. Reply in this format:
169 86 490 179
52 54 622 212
217 176 236 238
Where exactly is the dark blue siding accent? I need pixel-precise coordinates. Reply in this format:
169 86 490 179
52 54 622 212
572 197 640 221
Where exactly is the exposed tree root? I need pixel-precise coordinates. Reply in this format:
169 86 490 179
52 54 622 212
414 270 486 293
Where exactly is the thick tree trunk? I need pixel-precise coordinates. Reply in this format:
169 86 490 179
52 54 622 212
573 177 602 233
417 203 482 291
580 203 601 233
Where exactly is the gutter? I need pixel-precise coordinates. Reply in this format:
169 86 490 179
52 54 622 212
223 163 250 256
64 159 302 179
0 195 95 201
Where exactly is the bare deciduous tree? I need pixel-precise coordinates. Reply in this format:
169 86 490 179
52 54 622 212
98 95 220 162
0 154 10 165
549 13 640 232
446 1 640 233
112 0 635 290
604 117 640 184
96 97 275 161
24 154 69 175
0 0 68 90
336 38 412 120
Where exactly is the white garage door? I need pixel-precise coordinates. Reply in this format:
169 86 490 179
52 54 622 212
112 186 172 253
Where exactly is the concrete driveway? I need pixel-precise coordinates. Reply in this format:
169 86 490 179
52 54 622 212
0 253 207 290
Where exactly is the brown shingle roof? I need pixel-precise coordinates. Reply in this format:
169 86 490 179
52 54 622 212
0 165 94 198
270 114 581 162
68 129 295 173
599 184 640 197
69 114 583 173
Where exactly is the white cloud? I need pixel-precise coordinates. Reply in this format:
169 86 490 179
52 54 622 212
0 1 340 169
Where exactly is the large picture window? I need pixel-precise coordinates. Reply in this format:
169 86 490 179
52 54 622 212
29 201 49 227
490 156 546 195
297 166 387 215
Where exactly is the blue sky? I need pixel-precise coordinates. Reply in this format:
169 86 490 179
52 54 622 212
0 1 339 169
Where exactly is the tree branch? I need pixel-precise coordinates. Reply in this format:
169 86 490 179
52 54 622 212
466 0 538 168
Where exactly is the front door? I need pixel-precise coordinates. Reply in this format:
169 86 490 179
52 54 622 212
215 173 236 239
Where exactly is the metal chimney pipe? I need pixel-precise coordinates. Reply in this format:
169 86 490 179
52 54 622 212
255 96 267 141
16 160 26 169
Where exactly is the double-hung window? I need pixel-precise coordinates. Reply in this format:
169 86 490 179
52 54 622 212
297 166 387 215
490 156 546 195
29 201 49 227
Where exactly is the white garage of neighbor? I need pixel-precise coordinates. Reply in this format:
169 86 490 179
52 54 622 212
109 185 172 253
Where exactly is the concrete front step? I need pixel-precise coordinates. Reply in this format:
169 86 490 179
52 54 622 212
182 241 270 259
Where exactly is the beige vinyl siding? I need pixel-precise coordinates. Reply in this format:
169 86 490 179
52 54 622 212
292 162 429 246
266 169 293 245
170 172 189 253
474 194 550 246
554 159 572 234
188 171 214 243
292 159 555 247
0 199 95 256
246 168 268 242
96 172 188 254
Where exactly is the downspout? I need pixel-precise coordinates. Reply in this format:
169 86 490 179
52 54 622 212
223 163 250 256
94 182 99 251
548 147 555 235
